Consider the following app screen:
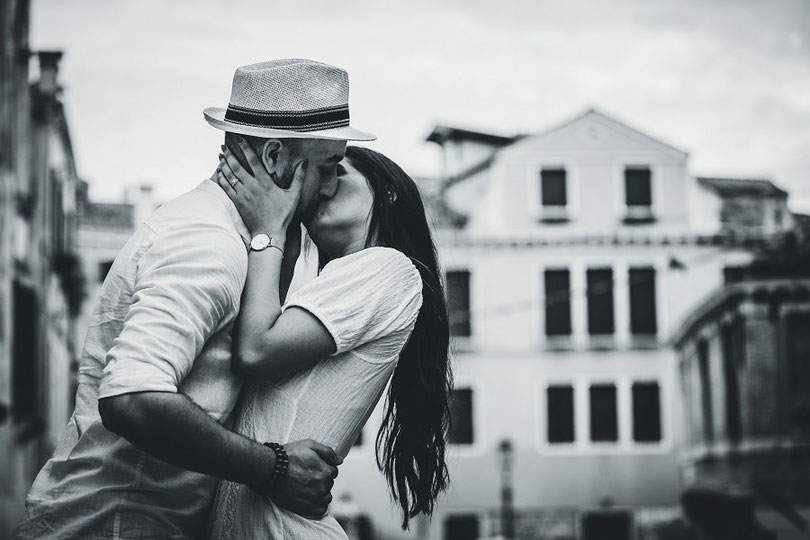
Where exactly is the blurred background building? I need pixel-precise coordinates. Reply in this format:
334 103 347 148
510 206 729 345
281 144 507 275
330 110 808 540
672 228 810 540
74 181 157 355
1 0 84 532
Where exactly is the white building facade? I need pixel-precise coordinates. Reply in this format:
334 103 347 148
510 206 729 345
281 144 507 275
330 110 795 540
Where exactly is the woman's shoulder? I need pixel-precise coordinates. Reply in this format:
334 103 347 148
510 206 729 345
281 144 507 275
325 247 420 282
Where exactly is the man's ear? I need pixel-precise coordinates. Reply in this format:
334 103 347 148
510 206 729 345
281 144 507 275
260 139 283 176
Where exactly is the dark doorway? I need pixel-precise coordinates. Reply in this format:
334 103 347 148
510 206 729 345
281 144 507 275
582 510 632 540
12 281 40 422
444 514 479 540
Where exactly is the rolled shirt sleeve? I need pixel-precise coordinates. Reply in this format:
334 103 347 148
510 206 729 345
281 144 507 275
99 222 247 399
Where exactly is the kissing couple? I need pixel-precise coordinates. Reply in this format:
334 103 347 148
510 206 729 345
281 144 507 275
15 59 452 539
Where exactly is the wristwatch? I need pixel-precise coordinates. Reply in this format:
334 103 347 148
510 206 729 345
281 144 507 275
249 233 284 255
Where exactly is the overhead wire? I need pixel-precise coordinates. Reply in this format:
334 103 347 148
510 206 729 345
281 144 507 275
446 246 737 326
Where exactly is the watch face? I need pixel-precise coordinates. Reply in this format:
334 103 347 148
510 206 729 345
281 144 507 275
250 234 271 251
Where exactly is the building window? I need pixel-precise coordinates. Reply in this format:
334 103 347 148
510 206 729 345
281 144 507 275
12 281 40 423
624 167 654 223
723 265 747 284
547 385 575 444
449 388 474 445
50 174 66 253
625 167 652 206
721 323 742 444
628 267 657 337
446 270 471 337
544 269 571 337
539 168 568 221
786 312 810 433
697 339 714 443
590 384 618 442
444 514 479 540
587 268 614 336
632 382 662 442
98 260 114 283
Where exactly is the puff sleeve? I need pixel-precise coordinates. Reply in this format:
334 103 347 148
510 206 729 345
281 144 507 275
283 247 423 360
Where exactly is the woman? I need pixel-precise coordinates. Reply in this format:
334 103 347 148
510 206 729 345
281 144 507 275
207 143 452 539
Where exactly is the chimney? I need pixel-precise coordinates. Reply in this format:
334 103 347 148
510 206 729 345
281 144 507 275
37 50 64 96
134 184 155 226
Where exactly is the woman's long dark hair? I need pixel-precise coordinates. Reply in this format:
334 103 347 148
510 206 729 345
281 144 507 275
343 145 452 529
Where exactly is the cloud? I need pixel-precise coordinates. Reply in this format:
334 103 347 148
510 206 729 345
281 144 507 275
31 0 810 211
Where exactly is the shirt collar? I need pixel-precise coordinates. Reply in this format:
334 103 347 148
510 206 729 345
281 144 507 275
196 179 251 246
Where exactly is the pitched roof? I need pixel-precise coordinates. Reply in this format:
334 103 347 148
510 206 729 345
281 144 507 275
426 125 521 146
528 108 689 156
697 177 788 197
80 202 135 229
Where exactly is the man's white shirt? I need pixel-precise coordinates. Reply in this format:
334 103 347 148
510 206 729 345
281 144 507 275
15 180 251 540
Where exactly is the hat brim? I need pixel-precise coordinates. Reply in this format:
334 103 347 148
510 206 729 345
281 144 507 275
203 107 376 141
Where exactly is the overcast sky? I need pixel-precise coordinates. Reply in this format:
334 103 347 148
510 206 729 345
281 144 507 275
32 0 810 211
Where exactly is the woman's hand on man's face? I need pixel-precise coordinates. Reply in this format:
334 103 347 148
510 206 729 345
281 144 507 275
216 137 308 237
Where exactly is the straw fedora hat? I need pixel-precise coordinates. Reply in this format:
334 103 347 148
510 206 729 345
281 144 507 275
204 59 376 141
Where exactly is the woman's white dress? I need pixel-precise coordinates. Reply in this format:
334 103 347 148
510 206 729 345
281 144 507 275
207 247 423 539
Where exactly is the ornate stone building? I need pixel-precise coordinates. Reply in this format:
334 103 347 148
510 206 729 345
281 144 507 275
672 230 810 540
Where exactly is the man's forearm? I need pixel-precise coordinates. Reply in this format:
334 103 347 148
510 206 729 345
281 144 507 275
99 391 273 487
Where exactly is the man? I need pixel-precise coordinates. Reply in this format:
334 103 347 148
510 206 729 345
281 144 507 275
15 59 376 539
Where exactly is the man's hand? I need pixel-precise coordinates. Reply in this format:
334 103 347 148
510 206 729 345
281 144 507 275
267 439 341 519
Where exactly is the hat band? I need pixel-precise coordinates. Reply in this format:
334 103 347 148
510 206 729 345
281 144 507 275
224 103 350 132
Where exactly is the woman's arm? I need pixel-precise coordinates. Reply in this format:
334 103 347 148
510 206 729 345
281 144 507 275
217 142 337 380
232 242 336 379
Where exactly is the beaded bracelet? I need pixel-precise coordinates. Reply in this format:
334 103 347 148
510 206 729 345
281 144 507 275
252 442 289 495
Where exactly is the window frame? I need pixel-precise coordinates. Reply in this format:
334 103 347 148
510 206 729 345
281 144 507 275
546 383 577 445
543 267 573 341
527 159 580 223
624 166 653 207
539 167 569 222
628 266 659 340
586 267 616 338
589 382 620 444
631 380 663 443
612 159 662 224
448 379 485 456
445 268 472 341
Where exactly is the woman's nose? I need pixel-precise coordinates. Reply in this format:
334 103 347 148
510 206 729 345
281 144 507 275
319 174 339 199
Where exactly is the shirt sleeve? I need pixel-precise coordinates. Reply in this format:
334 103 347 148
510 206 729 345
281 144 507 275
98 222 248 399
283 247 423 358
